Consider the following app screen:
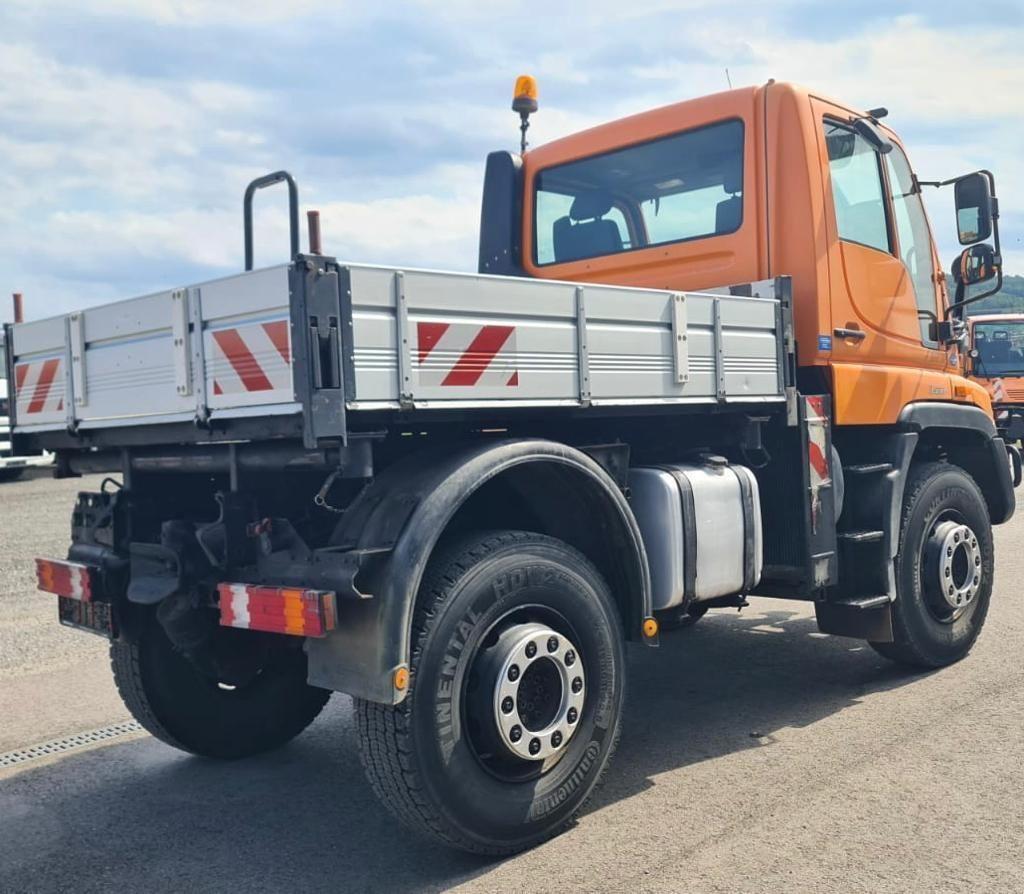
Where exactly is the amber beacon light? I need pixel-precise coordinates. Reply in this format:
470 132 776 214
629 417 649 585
512 74 539 154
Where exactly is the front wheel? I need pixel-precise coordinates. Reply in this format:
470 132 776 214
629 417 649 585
355 531 627 855
871 462 994 668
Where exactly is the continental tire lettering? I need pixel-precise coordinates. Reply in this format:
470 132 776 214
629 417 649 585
435 607 480 763
528 741 602 821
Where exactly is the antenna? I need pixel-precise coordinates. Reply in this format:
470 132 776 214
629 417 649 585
725 67 732 89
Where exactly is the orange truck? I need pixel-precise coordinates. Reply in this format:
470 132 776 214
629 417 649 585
966 313 1024 444
5 79 1017 853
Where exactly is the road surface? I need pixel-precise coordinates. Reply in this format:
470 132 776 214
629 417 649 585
2 471 1022 893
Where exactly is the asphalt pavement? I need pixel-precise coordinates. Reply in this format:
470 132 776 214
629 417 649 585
2 470 1023 893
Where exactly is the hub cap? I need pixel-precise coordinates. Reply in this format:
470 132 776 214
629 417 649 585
491 622 585 762
927 520 982 614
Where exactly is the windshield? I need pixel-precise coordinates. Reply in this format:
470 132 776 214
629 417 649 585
533 119 744 265
972 321 1024 376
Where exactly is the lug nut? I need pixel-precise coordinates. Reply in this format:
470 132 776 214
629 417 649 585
529 738 541 756
547 636 559 653
508 664 520 682
567 707 578 724
551 730 563 747
947 547 953 557
510 725 522 742
974 575 980 585
571 676 583 693
975 556 981 566
564 649 576 667
945 567 951 578
525 641 537 659
954 533 960 543
501 696 514 714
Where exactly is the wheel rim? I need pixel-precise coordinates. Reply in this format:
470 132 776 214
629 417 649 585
463 608 588 782
491 622 585 762
922 515 982 622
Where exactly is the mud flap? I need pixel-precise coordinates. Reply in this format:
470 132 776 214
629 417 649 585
815 601 894 642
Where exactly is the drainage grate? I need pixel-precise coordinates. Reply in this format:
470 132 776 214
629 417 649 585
0 721 145 770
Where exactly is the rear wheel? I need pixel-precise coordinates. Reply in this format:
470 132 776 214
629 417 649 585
355 530 626 855
871 462 993 668
111 613 331 759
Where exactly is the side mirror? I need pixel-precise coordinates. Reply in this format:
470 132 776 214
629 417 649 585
952 243 998 287
954 172 994 245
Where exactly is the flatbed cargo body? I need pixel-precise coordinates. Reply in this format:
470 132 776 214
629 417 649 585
7 262 789 450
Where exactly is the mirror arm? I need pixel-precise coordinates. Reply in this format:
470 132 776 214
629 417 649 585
945 268 1004 320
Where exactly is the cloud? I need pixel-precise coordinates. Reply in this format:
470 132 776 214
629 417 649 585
0 1 1021 325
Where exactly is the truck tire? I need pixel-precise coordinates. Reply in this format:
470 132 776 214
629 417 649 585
871 462 993 668
110 614 331 759
355 530 626 855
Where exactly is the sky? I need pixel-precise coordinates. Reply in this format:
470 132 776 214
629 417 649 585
1 0 1022 322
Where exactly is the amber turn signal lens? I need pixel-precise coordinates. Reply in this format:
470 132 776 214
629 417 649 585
394 666 410 691
642 618 659 638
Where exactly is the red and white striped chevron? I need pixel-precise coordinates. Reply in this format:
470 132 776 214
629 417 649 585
14 357 65 417
208 319 291 396
416 321 519 388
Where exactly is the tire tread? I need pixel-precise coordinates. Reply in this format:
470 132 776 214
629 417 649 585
355 530 622 855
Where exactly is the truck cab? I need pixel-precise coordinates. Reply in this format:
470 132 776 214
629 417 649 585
966 313 1024 443
486 82 994 423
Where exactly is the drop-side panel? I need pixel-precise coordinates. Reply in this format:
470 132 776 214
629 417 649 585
9 317 67 429
10 265 298 435
346 264 785 409
198 266 295 411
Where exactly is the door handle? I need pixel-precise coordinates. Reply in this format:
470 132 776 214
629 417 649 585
834 327 866 342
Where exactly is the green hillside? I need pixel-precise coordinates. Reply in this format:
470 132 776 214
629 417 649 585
959 273 1024 316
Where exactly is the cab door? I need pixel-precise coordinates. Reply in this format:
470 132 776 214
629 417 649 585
812 100 946 364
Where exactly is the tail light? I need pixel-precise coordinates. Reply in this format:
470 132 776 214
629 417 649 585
218 583 337 638
36 558 96 602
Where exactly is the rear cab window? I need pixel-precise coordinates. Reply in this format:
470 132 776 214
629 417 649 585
533 119 744 266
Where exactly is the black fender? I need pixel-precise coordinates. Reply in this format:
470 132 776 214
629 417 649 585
822 401 1014 641
899 402 1015 524
305 439 652 704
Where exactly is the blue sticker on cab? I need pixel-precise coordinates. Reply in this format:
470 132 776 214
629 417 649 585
818 335 832 351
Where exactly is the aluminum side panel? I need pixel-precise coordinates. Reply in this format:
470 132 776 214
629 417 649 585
346 264 783 408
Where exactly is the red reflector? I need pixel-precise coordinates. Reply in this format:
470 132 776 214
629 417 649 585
36 558 95 602
217 583 337 638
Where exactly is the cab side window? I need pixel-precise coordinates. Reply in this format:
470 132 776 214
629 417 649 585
823 122 891 254
884 145 939 345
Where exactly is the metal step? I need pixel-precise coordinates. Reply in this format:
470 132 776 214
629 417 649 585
838 530 885 543
843 462 894 475
829 594 891 611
